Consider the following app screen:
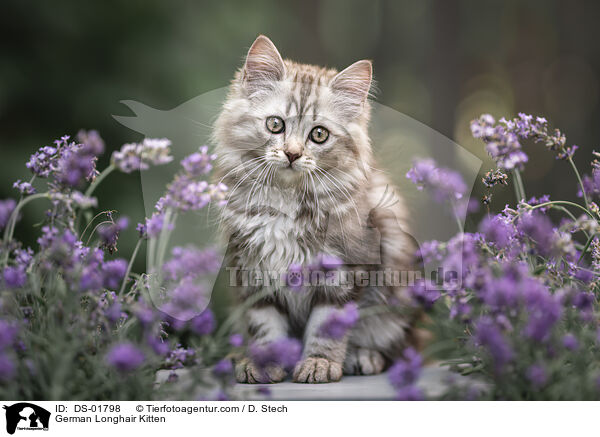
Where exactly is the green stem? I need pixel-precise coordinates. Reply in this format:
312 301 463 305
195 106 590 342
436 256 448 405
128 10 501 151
528 200 594 219
451 203 464 234
512 169 526 202
119 238 144 295
568 157 589 209
577 233 597 265
77 164 116 230
155 209 176 273
2 193 49 265
85 164 115 198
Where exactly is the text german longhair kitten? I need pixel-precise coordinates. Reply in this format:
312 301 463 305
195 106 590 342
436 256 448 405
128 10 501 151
214 35 419 383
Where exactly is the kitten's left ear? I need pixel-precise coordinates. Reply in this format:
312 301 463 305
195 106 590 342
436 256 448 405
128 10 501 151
330 60 373 114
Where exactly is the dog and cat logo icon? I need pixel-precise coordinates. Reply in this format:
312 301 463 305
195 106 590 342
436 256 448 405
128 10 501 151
3 403 50 434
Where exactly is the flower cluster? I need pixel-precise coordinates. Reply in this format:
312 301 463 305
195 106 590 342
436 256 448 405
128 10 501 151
410 113 600 400
471 113 577 170
388 348 424 400
111 138 173 173
406 158 467 204
0 132 234 400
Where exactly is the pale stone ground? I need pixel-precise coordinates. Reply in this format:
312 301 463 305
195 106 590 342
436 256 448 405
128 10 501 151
156 363 482 400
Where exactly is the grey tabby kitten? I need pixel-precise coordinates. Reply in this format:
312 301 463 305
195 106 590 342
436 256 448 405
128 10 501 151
214 35 419 383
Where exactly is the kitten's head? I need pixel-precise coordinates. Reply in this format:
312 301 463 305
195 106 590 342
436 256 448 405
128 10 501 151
215 35 373 188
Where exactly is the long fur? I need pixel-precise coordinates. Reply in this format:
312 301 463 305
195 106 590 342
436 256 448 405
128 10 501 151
213 35 418 383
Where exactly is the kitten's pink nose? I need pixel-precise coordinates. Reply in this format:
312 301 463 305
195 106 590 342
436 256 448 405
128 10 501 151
285 151 301 163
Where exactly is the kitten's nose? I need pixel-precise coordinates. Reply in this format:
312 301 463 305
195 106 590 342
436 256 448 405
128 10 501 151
285 151 301 163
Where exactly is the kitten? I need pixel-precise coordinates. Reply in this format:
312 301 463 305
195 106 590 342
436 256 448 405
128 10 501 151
214 35 419 383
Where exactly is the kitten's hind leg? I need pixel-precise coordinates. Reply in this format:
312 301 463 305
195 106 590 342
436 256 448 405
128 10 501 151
343 346 386 375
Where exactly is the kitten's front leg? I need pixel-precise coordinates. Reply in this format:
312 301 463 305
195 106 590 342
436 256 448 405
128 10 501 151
293 305 348 383
235 304 290 384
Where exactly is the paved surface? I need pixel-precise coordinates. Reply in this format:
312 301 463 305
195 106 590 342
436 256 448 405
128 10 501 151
157 364 478 400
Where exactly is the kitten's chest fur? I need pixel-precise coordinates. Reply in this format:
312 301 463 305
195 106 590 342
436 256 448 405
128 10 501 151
226 186 327 273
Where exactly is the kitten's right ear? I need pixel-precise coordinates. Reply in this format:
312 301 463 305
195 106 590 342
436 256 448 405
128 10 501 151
242 35 286 93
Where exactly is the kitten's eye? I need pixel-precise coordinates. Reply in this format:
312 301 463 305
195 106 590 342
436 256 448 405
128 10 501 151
266 116 285 134
309 126 329 144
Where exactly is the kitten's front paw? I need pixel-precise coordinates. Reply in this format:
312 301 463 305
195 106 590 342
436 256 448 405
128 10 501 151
293 357 343 383
235 357 286 384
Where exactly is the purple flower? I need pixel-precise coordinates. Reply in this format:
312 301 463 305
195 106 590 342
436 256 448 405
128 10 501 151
474 316 513 370
147 336 170 356
143 212 173 238
12 180 36 195
522 283 562 342
479 215 515 249
163 246 220 282
102 259 128 290
181 146 216 176
395 385 424 401
408 279 441 309
249 338 302 370
213 359 233 376
106 342 145 372
562 333 579 351
0 199 16 230
0 353 16 381
0 321 19 349
3 266 26 289
526 364 547 388
161 278 208 321
165 345 196 369
77 129 105 155
190 310 215 335
516 212 556 257
229 334 244 347
318 302 359 339
388 348 423 388
406 158 466 203
111 138 173 173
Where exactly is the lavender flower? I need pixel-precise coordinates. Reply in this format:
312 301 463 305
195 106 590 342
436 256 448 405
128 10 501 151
106 343 145 372
0 321 19 349
101 259 128 290
318 302 359 339
162 246 220 281
229 334 244 347
526 364 548 388
0 199 16 230
0 354 16 381
190 310 215 335
213 359 233 376
111 138 173 173
562 333 579 351
181 146 216 176
479 215 515 249
474 316 513 371
388 348 424 400
408 279 441 309
406 158 467 203
161 278 208 321
249 338 302 370
12 180 36 195
3 266 27 289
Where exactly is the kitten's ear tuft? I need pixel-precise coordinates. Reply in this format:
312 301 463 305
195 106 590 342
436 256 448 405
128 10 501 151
242 35 286 89
330 60 373 114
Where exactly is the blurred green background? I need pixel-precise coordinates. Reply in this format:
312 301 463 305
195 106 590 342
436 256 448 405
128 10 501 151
2 0 600 267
